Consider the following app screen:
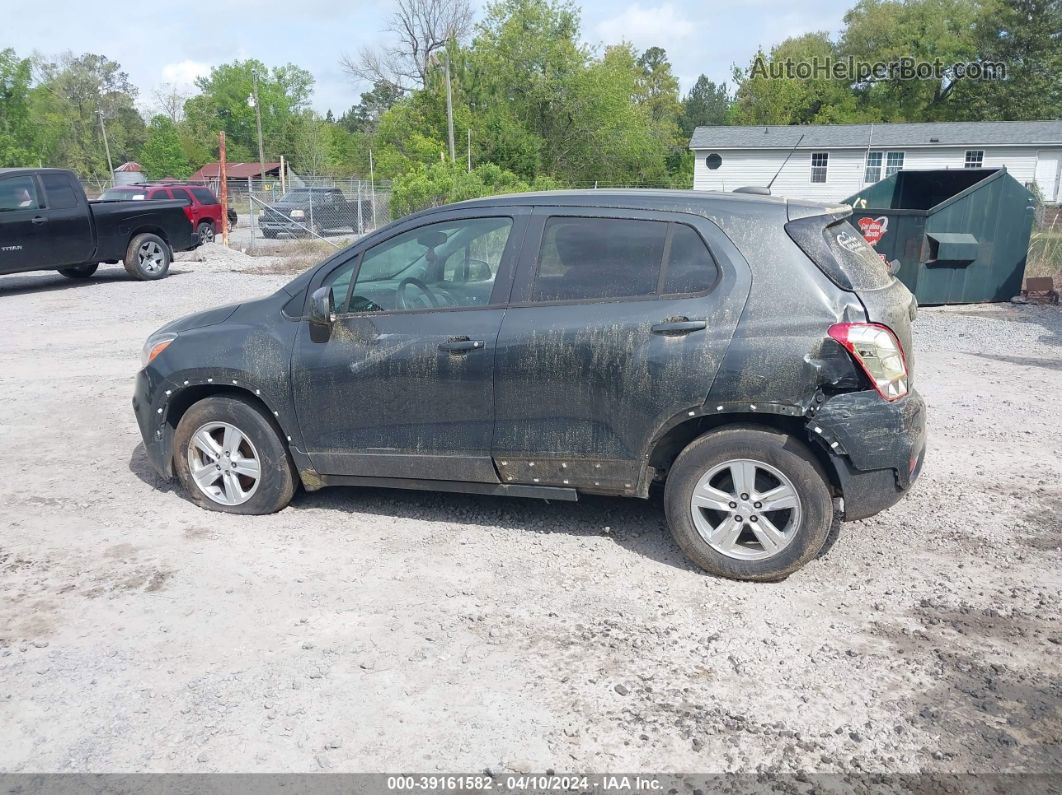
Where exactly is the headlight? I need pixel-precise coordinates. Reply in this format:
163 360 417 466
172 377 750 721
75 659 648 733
141 332 178 367
258 210 266 219
290 209 305 219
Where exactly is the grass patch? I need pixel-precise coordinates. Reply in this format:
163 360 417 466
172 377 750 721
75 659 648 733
245 239 341 275
1027 222 1062 281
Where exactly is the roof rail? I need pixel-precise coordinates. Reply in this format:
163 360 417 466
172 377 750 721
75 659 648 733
733 186 771 195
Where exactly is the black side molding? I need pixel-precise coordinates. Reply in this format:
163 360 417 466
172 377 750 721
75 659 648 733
312 473 579 502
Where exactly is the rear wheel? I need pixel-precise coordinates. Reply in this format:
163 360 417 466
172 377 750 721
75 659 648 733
173 395 296 515
664 427 834 581
58 263 99 279
123 233 171 280
196 221 215 244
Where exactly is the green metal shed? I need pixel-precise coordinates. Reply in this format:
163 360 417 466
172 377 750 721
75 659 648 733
844 168 1035 304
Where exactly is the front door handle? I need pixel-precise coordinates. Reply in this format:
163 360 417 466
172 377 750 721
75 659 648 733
651 318 706 335
438 336 485 353
31 215 48 226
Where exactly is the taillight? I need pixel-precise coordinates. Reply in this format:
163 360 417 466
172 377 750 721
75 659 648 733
827 322 909 401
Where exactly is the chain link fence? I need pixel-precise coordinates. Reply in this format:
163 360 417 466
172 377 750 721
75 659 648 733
224 178 391 249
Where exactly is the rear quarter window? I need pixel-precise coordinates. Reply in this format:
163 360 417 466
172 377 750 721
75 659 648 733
190 188 218 205
786 216 894 291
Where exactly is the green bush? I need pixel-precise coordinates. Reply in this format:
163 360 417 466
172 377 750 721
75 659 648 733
391 160 561 218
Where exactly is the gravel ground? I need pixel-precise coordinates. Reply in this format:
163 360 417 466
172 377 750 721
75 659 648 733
0 247 1060 775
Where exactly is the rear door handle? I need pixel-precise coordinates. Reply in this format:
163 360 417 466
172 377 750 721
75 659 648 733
438 337 485 353
31 215 48 226
651 318 706 335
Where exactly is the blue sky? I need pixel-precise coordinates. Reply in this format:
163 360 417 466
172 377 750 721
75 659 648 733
9 0 854 115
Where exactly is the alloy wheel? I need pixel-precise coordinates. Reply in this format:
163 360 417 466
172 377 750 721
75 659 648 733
138 241 167 273
186 421 261 506
690 458 803 560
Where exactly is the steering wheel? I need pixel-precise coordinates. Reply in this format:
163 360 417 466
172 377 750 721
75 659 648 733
397 277 439 310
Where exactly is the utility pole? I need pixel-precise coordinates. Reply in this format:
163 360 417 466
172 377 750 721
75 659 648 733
368 148 377 229
251 69 267 189
97 109 114 180
219 131 229 247
444 50 455 162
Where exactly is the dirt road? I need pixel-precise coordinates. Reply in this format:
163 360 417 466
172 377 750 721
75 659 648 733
1 250 1059 774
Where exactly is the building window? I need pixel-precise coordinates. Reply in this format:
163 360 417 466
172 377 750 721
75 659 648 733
811 152 829 183
965 150 984 168
885 151 905 178
705 153 722 170
864 151 883 183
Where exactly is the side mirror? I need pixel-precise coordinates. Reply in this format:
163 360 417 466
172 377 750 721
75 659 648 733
887 259 902 276
309 286 334 325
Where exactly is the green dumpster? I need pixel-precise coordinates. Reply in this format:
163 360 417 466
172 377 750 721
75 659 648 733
844 168 1036 304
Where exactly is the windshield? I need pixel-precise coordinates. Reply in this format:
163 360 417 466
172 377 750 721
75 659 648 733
279 189 335 202
99 188 148 201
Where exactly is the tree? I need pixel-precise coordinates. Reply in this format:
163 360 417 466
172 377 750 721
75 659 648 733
139 115 192 179
636 47 682 125
679 76 730 137
0 49 35 166
391 159 559 216
840 0 982 120
949 0 1062 120
340 0 474 90
183 60 313 162
338 80 406 133
29 52 145 176
730 34 867 124
153 83 189 124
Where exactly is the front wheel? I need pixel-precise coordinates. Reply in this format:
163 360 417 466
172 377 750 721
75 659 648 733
173 395 296 514
123 233 171 280
664 427 834 582
58 263 99 279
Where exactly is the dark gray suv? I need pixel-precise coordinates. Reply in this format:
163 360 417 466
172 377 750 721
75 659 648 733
133 190 925 581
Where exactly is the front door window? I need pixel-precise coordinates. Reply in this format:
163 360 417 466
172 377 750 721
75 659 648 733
340 217 513 313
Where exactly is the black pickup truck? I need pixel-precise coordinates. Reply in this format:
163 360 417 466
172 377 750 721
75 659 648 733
0 168 199 281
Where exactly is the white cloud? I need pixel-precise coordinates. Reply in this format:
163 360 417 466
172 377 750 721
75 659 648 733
160 60 211 89
593 3 694 51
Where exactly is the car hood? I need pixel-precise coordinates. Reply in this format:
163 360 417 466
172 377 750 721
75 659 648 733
156 302 241 335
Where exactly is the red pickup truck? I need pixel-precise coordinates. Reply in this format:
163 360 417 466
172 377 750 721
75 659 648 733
100 183 226 243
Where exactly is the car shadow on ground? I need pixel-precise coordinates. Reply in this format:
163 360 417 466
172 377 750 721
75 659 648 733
127 441 695 572
0 267 188 297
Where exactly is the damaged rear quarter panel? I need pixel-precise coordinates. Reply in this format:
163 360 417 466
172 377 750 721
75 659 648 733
703 206 868 412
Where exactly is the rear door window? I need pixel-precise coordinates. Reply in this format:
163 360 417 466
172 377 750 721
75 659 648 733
531 217 666 302
191 187 218 205
662 224 719 294
40 173 79 210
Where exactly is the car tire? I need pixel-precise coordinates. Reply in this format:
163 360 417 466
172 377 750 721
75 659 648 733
196 221 215 244
173 395 297 515
123 233 172 280
664 427 834 582
262 229 277 239
58 263 99 279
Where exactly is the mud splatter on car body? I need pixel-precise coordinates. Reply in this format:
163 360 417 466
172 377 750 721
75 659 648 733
133 189 925 524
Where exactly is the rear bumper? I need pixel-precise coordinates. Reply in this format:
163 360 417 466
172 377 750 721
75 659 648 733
811 389 926 521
